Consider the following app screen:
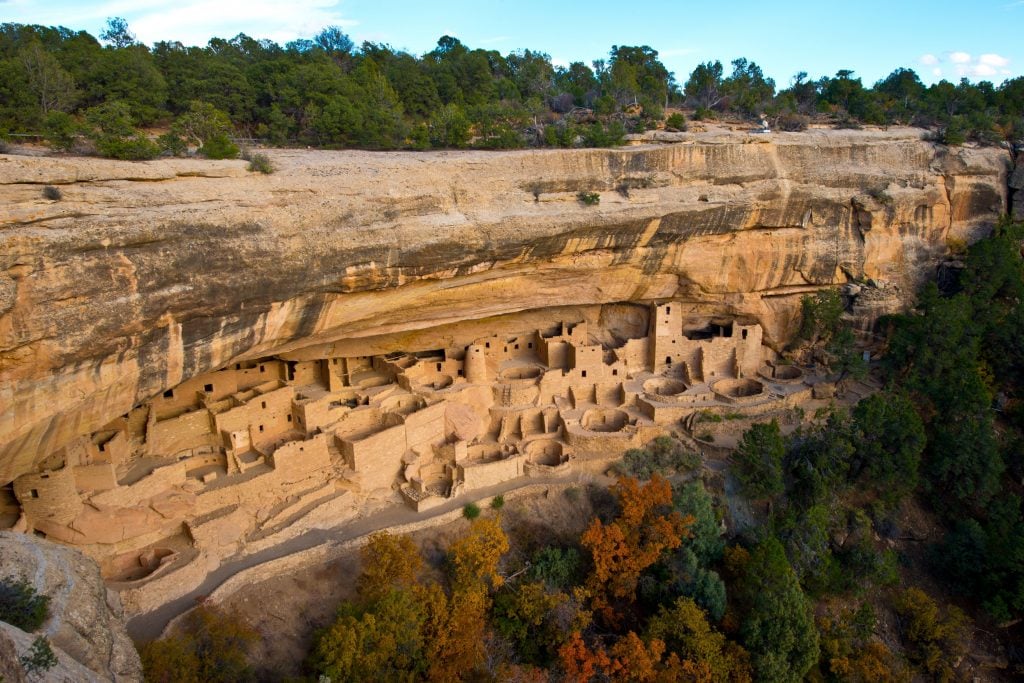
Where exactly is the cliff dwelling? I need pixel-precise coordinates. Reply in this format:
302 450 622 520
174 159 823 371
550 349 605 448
3 302 820 593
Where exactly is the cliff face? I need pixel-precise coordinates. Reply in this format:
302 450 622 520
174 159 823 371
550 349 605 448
0 128 1009 484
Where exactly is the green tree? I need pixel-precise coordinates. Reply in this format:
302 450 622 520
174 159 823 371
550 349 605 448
732 420 785 500
735 537 819 683
555 61 599 107
850 392 925 503
492 580 570 665
43 110 77 151
314 26 354 56
776 71 819 115
797 288 844 349
83 44 167 123
783 413 855 509
722 57 775 116
99 17 135 48
429 102 471 148
684 60 725 111
310 587 432 682
528 546 582 590
19 41 77 118
892 588 969 679
646 597 752 681
608 44 671 108
874 67 926 124
673 481 725 565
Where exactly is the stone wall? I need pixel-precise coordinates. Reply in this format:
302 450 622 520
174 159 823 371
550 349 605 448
341 423 407 490
12 466 82 525
147 408 215 456
271 433 331 482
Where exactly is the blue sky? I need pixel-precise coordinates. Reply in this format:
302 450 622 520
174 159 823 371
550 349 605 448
2 0 1022 86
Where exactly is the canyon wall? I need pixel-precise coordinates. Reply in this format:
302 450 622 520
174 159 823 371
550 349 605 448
0 128 1010 485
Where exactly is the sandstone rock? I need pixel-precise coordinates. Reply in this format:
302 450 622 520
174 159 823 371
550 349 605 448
0 129 1009 485
0 625 27 683
0 621 107 682
445 402 484 442
0 532 143 681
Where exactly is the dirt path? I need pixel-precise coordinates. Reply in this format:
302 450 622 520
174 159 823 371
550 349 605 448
126 471 597 642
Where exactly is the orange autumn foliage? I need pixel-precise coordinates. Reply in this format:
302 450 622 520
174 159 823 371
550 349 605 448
581 476 692 622
559 630 717 683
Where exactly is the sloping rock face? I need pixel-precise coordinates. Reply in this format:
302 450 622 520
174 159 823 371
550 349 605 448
0 531 143 681
0 128 1009 484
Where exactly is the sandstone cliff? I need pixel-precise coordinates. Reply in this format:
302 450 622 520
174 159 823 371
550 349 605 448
0 128 1009 484
0 531 143 681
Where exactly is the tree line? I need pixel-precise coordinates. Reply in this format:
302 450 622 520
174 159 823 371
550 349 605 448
1 19 1023 159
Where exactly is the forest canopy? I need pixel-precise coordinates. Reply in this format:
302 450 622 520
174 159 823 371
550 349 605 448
2 19 1023 158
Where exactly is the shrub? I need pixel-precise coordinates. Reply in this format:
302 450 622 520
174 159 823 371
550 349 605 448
246 152 274 174
577 191 600 205
940 120 967 146
82 101 160 160
20 635 57 678
834 115 863 130
580 121 626 147
622 436 700 479
693 106 715 120
429 103 471 148
777 112 809 132
198 133 239 160
463 502 481 519
529 547 582 590
42 185 62 201
96 134 160 161
490 494 505 510
0 576 50 631
665 112 687 131
563 486 581 502
157 131 187 156
43 111 77 151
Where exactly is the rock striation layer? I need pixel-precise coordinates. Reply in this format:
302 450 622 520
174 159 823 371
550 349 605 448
0 128 1009 485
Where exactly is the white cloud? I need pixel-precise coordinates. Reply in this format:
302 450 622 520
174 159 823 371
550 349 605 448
979 53 1010 67
965 63 998 77
919 50 1013 81
127 0 357 46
